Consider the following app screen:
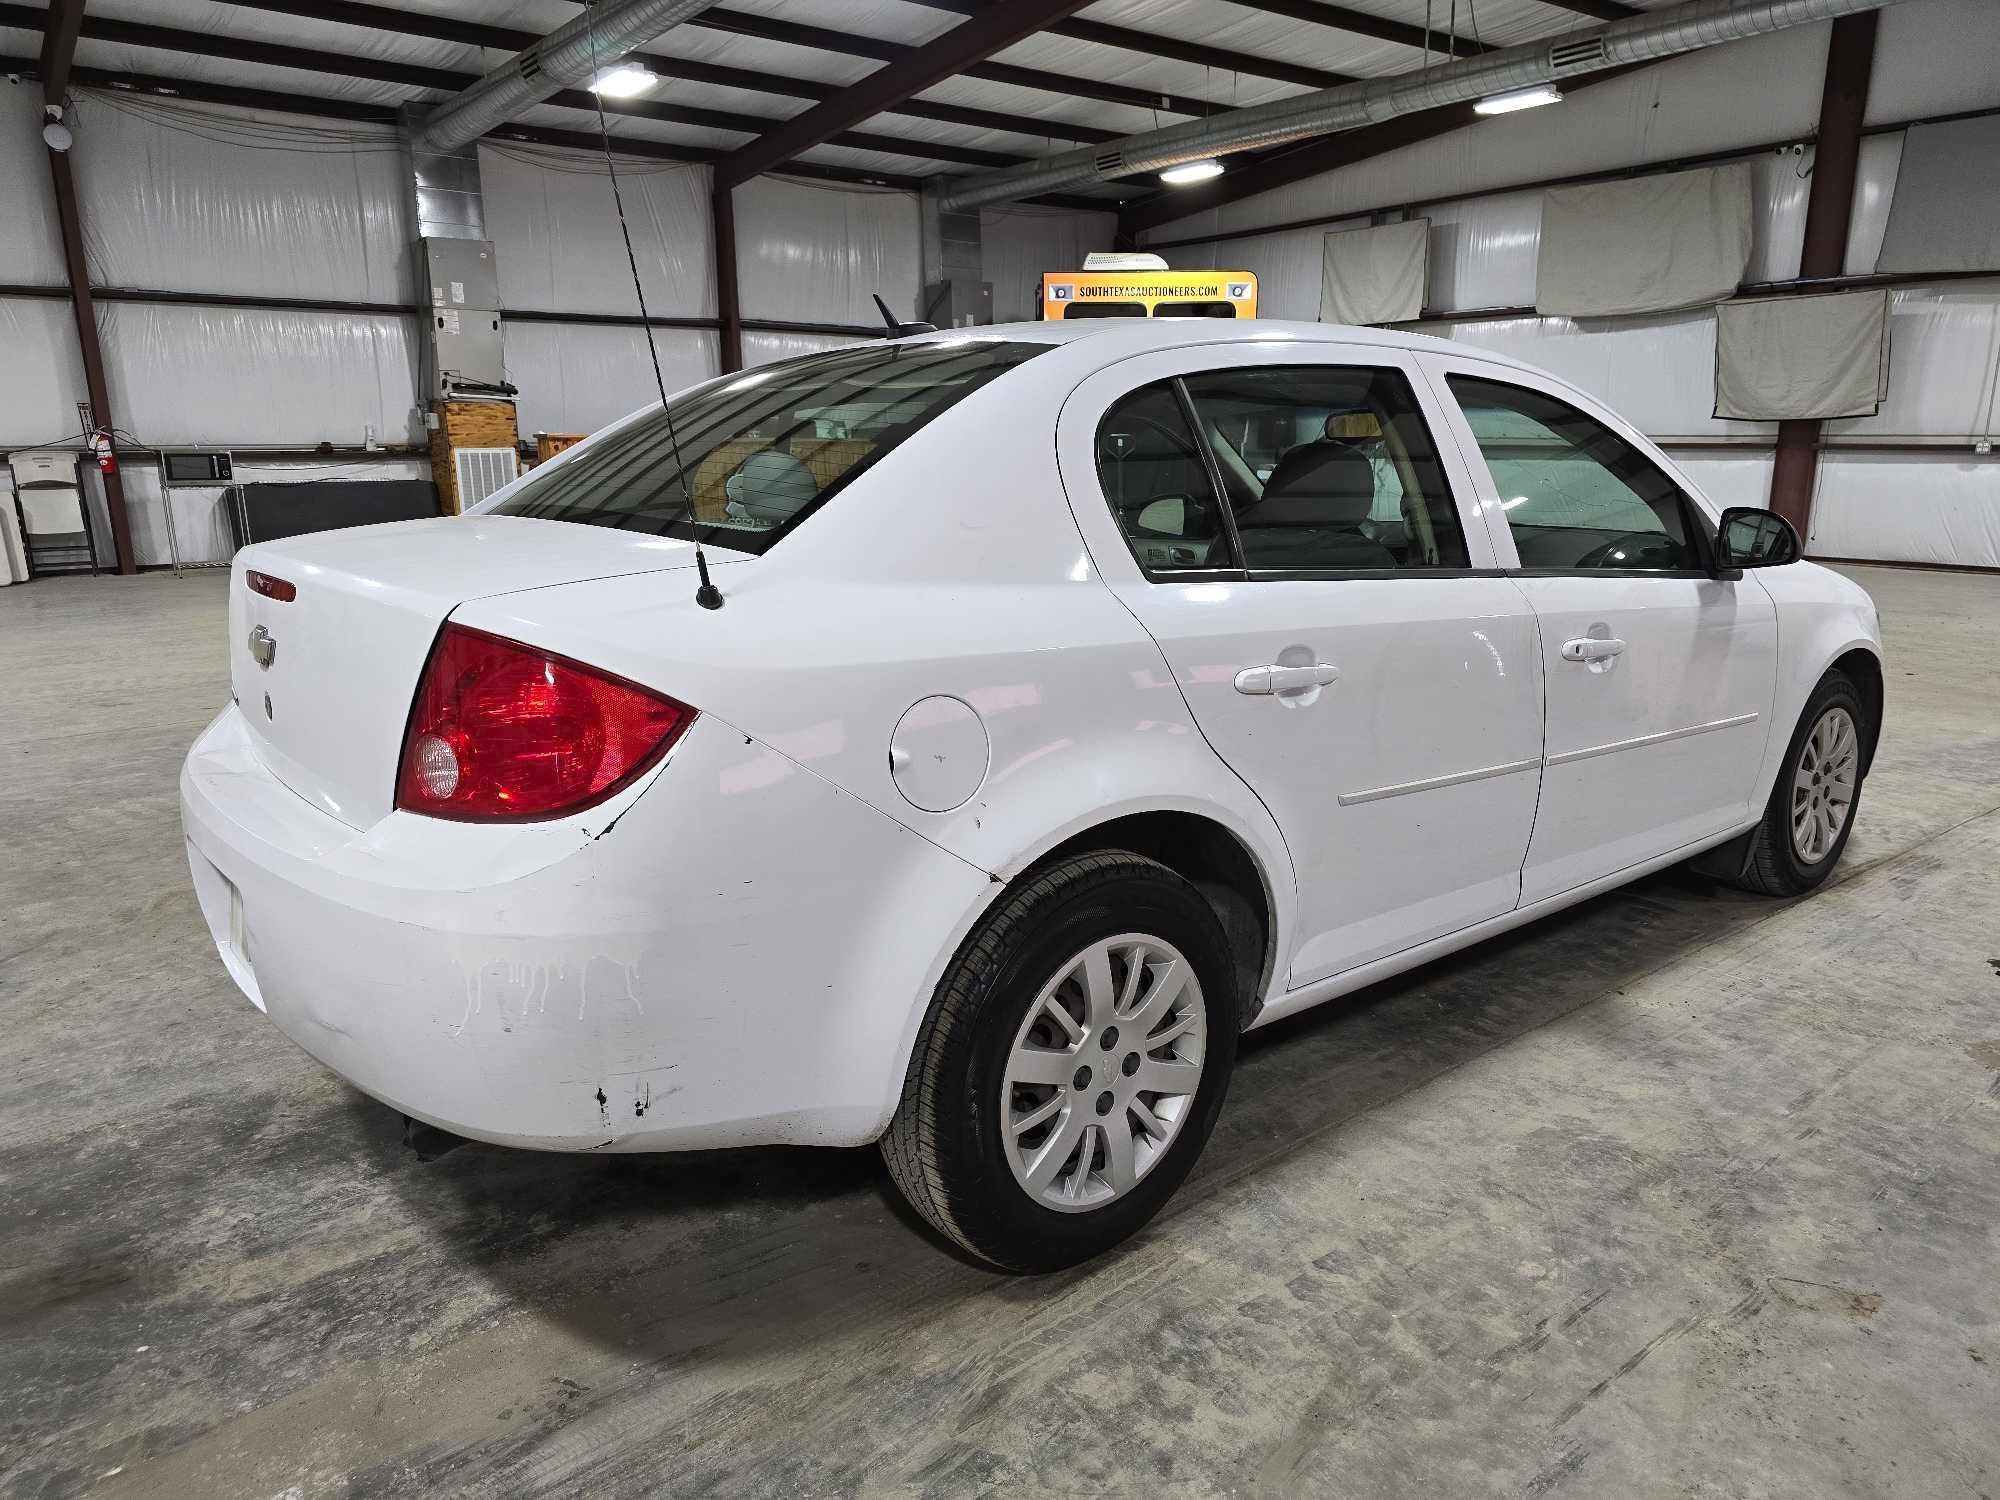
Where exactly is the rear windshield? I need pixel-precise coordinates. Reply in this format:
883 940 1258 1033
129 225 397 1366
490 338 1050 553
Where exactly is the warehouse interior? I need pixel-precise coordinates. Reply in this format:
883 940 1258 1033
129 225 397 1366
3 0 1998 1494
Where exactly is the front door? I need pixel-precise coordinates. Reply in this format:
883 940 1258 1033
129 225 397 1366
1425 360 1778 904
1058 345 1546 991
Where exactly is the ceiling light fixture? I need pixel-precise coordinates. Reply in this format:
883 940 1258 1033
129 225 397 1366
1474 83 1562 116
589 63 658 99
1158 158 1224 187
42 105 72 152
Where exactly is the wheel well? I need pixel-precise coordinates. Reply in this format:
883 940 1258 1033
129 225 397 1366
1036 812 1274 1024
1831 647 1883 773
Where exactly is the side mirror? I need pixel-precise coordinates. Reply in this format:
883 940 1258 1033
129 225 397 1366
1716 506 1801 572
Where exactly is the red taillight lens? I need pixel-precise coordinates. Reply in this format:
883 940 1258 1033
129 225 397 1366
246 569 296 602
395 625 695 821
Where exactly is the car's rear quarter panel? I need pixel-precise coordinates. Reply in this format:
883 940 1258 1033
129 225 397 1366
184 706 993 1150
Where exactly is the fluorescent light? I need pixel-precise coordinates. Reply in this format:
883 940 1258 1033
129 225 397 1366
590 63 658 99
1159 158 1224 186
1474 83 1562 116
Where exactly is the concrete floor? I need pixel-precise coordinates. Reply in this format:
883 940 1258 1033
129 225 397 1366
2 563 1997 1499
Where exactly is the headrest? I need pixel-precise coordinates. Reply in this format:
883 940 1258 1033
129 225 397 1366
1249 440 1375 528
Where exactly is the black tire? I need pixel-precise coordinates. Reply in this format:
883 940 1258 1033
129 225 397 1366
1732 669 1869 896
881 851 1239 1273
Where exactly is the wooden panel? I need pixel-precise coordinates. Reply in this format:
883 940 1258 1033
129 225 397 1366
430 399 519 515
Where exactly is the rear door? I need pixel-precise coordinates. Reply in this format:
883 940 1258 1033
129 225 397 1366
1421 356 1777 903
1059 342 1546 992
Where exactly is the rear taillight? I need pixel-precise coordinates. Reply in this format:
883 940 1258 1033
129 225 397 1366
395 624 694 822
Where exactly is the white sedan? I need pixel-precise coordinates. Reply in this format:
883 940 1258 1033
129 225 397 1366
182 320 1881 1271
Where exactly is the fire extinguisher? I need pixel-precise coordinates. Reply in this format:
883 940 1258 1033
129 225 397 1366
91 428 116 476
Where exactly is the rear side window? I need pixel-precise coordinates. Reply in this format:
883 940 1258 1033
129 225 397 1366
1096 384 1232 571
491 339 1049 554
1185 366 1469 570
1447 375 1702 572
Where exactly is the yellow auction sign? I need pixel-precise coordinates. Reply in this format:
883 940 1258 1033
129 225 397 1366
1041 270 1258 320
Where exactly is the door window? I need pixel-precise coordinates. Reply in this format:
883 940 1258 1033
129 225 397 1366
1447 375 1703 572
1183 366 1470 571
1095 383 1232 571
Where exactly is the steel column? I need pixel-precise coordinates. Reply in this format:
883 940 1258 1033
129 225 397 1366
46 147 136 574
714 183 743 375
40 0 135 573
1767 11 1879 536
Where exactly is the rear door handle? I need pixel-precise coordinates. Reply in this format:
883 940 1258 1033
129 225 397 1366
1235 663 1340 695
1560 637 1626 663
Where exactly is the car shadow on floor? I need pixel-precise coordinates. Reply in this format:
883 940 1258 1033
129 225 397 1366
342 860 1788 1378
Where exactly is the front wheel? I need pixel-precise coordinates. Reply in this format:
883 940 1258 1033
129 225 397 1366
1732 669 1870 896
881 851 1239 1272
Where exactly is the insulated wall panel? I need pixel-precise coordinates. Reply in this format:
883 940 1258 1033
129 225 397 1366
1825 282 2000 439
1139 29 1827 245
741 329 871 367
0 298 89 449
505 320 718 438
1663 451 1777 513
980 205 1117 324
70 96 410 302
1422 310 1764 439
98 303 423 448
1163 220 1365 322
0 91 62 284
480 146 716 318
734 178 920 327
1424 192 1539 315
1809 454 2000 568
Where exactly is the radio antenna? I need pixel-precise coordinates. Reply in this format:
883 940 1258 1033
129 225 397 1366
584 0 722 610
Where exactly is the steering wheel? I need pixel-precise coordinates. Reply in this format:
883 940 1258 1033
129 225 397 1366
1574 531 1682 570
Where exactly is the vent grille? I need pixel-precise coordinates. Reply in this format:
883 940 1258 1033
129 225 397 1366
517 51 544 85
1092 149 1127 177
454 446 519 509
1549 37 1608 74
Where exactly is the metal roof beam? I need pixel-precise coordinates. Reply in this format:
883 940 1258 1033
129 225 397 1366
1117 63 1647 237
1226 0 1492 59
213 0 1121 144
686 6 1227 116
0 6 1042 173
713 0 1094 188
901 0 1358 89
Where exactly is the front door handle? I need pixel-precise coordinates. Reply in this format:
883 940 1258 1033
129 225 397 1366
1235 663 1340 696
1560 637 1626 663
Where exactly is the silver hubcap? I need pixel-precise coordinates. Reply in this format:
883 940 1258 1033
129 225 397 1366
1001 934 1206 1213
1792 706 1858 863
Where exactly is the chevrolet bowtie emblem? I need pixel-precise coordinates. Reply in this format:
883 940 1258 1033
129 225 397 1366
248 624 277 669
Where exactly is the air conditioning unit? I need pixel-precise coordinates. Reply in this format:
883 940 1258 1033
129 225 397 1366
453 446 519 509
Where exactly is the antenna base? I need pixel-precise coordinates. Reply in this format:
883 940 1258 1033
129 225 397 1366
695 582 724 611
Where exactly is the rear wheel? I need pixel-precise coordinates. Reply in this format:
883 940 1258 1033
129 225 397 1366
1732 669 1869 896
882 851 1238 1272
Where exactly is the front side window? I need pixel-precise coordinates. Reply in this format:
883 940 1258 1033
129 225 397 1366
1184 366 1470 570
491 339 1050 554
1447 375 1702 572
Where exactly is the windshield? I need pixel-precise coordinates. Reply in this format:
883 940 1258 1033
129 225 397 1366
490 339 1051 554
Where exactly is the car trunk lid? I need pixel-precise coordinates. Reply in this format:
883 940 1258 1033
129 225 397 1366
228 515 729 829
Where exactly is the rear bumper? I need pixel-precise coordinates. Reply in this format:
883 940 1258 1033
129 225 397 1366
180 703 991 1151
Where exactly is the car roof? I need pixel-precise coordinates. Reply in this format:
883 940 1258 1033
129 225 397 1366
899 317 1545 380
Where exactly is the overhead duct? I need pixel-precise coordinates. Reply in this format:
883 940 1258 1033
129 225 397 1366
414 0 713 152
938 0 1910 211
